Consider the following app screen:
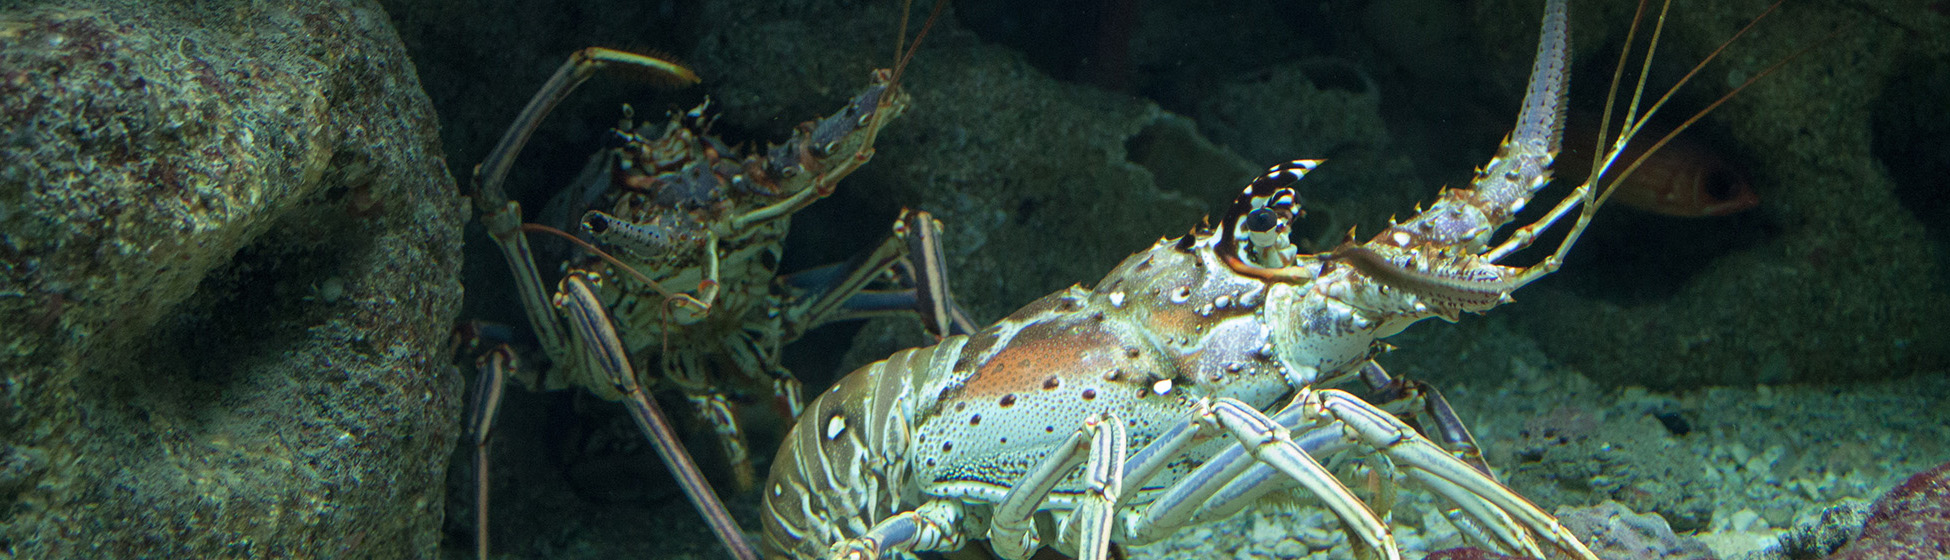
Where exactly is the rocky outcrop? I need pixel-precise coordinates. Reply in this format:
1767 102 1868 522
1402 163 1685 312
0 0 466 556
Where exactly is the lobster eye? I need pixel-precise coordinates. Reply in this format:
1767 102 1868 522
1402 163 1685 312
581 211 611 234
1245 209 1280 233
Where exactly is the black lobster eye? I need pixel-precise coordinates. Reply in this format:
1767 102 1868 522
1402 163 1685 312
581 211 611 234
1244 209 1279 233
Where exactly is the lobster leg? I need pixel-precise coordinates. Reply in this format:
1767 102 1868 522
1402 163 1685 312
1114 391 1584 560
1357 361 1494 479
1308 389 1599 560
1098 397 1403 559
1122 403 1345 539
471 49 701 386
556 273 759 560
467 345 516 560
657 338 760 492
888 209 980 337
1163 393 1538 556
1203 398 1402 560
776 209 978 342
825 499 969 560
1120 388 1546 558
988 413 1129 560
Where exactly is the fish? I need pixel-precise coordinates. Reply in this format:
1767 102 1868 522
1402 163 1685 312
1556 109 1759 217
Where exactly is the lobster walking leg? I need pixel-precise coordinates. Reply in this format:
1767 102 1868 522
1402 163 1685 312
827 499 969 560
1357 361 1494 479
777 209 979 342
467 347 515 560
472 50 704 381
1205 398 1400 560
1128 392 1453 533
1308 390 1597 560
988 413 1128 560
556 273 758 560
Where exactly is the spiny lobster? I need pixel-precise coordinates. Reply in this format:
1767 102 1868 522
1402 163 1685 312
754 0 1787 559
460 5 960 560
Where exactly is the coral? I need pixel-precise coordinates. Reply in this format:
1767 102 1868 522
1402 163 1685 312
0 0 464 556
1823 461 1950 560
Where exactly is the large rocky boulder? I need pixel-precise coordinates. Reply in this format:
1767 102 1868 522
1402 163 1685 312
0 0 466 556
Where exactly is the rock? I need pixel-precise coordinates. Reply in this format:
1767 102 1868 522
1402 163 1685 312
1824 461 1950 560
1559 501 1720 560
1423 548 1538 560
0 0 466 556
1733 500 1870 560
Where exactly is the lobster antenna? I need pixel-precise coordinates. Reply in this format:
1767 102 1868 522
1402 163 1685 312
891 0 947 89
1586 0 1652 196
896 0 911 65
1549 0 1802 269
1597 0 1805 208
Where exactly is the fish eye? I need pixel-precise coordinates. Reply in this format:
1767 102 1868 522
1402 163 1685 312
1703 170 1739 201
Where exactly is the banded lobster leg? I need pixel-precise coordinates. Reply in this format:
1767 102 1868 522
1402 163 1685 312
466 208 979 560
824 386 1590 560
472 49 707 378
1104 393 1595 560
653 208 983 492
776 208 980 343
463 47 748 560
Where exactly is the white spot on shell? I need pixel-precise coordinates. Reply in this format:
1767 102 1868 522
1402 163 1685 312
1109 291 1126 307
825 414 847 440
1392 231 1411 246
1169 286 1192 304
1151 379 1173 395
1214 295 1233 308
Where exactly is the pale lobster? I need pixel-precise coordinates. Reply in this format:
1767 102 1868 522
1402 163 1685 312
754 0 1786 559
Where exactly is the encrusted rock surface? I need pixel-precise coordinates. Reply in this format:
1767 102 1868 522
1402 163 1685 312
1824 461 1950 560
0 0 466 556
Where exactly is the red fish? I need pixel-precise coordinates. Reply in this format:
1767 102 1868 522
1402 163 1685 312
1556 110 1759 217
